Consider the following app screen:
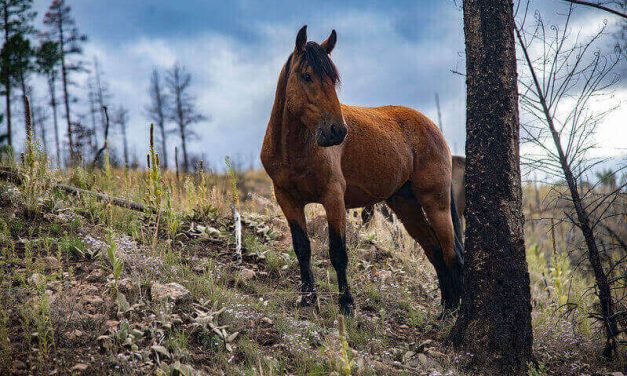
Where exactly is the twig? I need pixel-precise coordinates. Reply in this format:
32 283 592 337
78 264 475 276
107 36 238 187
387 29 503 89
562 0 627 19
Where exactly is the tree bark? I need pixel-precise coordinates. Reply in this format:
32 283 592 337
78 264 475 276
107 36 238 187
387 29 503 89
3 3 11 147
57 17 74 161
449 0 533 374
48 73 61 166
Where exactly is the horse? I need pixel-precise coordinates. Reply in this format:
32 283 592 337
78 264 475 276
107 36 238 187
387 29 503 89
260 26 464 315
362 155 467 238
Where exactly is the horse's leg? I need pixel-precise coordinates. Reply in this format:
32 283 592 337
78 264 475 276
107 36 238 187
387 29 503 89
275 188 317 306
412 184 464 310
322 186 354 315
361 205 375 226
385 192 442 286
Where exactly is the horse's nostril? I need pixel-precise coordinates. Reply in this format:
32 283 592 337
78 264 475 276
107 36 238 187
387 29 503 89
331 124 338 134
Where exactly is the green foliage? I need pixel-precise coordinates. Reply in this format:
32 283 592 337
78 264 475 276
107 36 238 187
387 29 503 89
103 229 123 288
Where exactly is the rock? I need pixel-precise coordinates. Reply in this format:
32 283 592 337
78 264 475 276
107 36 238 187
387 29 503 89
70 363 89 372
238 268 256 281
417 353 428 365
151 345 171 359
28 273 43 285
151 282 191 306
86 269 105 282
83 295 104 306
261 317 273 325
43 256 61 270
105 320 119 331
402 350 416 363
413 339 434 353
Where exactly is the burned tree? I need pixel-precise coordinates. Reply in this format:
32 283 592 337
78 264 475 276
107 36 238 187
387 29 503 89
35 39 61 164
516 4 623 357
43 0 86 162
449 0 533 374
166 63 206 173
146 68 169 168
113 105 129 168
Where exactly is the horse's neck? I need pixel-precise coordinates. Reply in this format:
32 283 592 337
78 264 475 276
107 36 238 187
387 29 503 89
264 67 313 166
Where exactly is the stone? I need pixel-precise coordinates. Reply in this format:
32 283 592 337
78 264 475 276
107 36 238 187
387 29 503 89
86 269 105 282
151 345 171 359
261 317 273 325
70 363 89 372
412 339 434 353
28 273 43 285
151 282 191 306
42 256 61 270
238 268 256 281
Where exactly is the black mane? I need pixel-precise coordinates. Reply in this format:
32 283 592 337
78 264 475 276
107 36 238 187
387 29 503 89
284 41 340 84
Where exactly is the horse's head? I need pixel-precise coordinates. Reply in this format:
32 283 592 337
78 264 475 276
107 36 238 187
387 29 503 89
284 25 347 147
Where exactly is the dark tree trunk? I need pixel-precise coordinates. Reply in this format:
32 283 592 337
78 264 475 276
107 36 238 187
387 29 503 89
57 19 74 161
3 3 11 147
449 0 533 374
48 74 61 166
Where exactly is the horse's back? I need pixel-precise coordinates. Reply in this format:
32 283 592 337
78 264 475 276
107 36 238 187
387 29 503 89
339 104 451 207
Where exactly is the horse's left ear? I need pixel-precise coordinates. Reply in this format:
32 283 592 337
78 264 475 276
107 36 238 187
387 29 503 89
321 29 337 54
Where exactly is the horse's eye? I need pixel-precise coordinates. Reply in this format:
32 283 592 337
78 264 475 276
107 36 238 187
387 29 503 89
302 72 312 83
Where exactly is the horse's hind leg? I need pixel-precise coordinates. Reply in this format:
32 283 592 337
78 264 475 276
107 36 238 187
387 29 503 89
412 183 464 309
386 183 463 309
274 188 317 306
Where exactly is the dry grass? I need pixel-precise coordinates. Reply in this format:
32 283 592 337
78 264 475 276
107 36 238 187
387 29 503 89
0 148 624 374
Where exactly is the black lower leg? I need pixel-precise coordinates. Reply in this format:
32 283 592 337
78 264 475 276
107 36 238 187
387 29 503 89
329 227 354 315
289 221 317 306
432 246 463 310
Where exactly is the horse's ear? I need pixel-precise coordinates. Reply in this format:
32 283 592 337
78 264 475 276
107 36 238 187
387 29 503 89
295 25 307 53
321 29 337 54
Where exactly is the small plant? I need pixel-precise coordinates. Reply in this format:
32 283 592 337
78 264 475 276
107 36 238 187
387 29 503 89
103 229 124 289
225 156 240 210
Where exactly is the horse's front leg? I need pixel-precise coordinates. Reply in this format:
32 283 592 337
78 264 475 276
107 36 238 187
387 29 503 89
322 185 354 315
275 188 317 306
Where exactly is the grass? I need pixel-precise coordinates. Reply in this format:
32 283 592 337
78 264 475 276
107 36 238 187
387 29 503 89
0 139 623 374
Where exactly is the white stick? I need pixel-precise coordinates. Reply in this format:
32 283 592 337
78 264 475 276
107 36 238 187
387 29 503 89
231 204 242 264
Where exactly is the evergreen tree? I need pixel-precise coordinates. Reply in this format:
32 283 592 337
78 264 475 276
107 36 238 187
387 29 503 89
0 0 35 147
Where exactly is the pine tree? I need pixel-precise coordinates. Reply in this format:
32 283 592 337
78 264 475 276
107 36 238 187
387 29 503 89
42 0 86 162
0 0 35 147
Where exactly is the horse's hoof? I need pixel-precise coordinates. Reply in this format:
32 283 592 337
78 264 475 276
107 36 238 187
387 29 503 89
340 303 354 316
300 291 318 307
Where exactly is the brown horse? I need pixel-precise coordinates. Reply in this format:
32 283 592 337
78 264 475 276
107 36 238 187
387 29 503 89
261 26 464 315
362 155 466 238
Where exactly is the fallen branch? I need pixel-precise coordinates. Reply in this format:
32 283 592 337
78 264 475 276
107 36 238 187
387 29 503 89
0 166 155 214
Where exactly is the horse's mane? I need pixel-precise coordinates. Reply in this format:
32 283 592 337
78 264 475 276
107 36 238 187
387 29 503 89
284 41 340 84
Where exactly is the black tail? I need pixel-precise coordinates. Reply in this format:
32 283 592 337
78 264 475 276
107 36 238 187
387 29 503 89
450 189 464 263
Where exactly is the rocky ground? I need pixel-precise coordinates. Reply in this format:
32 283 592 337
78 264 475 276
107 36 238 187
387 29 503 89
0 176 623 375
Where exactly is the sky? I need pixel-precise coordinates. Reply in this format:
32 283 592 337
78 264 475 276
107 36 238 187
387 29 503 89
21 0 626 173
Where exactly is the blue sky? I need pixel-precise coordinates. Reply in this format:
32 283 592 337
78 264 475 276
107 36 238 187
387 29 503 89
26 0 625 172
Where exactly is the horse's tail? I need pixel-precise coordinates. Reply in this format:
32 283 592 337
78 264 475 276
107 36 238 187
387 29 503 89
450 188 464 263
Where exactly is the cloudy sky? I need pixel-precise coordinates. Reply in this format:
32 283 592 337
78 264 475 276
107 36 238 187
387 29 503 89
24 0 625 172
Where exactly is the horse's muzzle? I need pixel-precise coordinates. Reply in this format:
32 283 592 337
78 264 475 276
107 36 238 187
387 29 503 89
316 123 347 147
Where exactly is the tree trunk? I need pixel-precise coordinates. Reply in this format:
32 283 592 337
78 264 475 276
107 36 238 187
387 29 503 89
159 119 167 168
449 0 533 374
3 3 11 147
48 74 61 166
57 19 74 161
121 120 128 167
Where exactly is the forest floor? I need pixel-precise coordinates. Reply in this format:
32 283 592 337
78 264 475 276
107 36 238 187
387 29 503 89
0 162 624 375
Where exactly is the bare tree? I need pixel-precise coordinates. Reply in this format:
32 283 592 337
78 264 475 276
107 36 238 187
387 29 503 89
515 4 623 357
35 39 61 165
113 105 129 167
449 0 533 374
146 68 169 168
43 0 86 162
166 63 206 173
